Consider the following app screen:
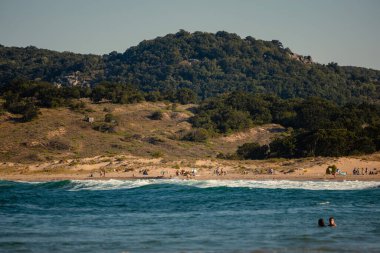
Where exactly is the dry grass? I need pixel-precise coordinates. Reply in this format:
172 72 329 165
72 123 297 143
0 100 282 163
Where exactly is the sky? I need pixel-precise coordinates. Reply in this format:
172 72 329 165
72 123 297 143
0 0 379 69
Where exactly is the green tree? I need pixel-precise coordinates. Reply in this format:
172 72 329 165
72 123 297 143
237 143 269 160
175 88 197 104
91 85 107 103
269 135 296 158
21 102 39 122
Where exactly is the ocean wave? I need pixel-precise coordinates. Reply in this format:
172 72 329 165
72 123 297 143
7 179 379 191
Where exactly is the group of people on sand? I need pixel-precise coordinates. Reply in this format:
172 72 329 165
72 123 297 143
352 167 378 175
89 168 106 178
176 169 197 178
214 168 227 176
318 217 336 227
139 169 149 176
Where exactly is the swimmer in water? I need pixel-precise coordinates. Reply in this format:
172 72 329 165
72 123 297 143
318 218 325 227
328 217 336 227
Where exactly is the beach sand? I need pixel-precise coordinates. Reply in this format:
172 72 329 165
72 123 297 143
1 153 380 182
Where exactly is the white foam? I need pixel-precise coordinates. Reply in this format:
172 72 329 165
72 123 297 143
66 179 380 191
69 179 153 191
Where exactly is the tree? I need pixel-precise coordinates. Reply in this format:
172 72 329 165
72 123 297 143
21 102 39 122
145 91 163 102
2 32 380 104
353 136 376 154
175 88 197 104
269 135 296 158
296 129 353 157
91 85 107 103
237 143 269 160
212 108 252 133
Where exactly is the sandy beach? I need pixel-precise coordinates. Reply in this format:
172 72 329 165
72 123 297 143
1 153 380 182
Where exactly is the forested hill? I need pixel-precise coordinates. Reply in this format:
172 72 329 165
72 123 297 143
1 30 380 103
0 45 103 87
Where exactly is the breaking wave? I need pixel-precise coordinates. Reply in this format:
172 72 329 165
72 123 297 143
3 179 380 191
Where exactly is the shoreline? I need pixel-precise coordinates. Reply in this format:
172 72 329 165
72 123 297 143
1 174 380 182
1 154 380 182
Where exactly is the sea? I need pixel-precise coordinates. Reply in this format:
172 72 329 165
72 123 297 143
0 179 379 253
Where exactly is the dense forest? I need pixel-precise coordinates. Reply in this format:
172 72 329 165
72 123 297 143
1 30 380 159
1 30 380 104
190 92 380 158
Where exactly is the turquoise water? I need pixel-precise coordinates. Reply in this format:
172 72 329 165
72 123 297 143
0 179 379 253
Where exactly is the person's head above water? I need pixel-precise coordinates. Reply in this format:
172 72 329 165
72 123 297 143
318 218 325 227
328 217 336 227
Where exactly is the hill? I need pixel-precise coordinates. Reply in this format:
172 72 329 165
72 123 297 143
1 30 380 104
1 100 380 182
0 45 103 86
0 100 283 163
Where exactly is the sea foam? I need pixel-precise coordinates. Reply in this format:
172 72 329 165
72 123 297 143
60 179 380 191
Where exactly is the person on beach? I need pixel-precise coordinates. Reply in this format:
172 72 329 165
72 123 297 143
328 217 336 227
318 218 325 227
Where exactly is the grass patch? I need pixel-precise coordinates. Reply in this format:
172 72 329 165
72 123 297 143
150 151 164 158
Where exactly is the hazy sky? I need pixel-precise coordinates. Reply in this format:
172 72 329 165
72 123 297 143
0 0 379 69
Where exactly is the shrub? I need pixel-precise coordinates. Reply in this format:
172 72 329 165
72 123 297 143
269 135 296 158
119 92 145 104
23 153 44 162
145 91 163 102
21 103 39 122
0 105 5 116
103 107 112 112
69 100 86 111
175 88 197 104
146 136 165 145
182 128 209 142
92 122 117 133
151 151 164 158
237 142 269 160
105 113 117 123
150 110 163 120
216 152 239 160
46 139 71 150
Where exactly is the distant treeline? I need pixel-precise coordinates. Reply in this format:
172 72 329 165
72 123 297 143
0 80 197 121
1 30 380 104
190 91 380 158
